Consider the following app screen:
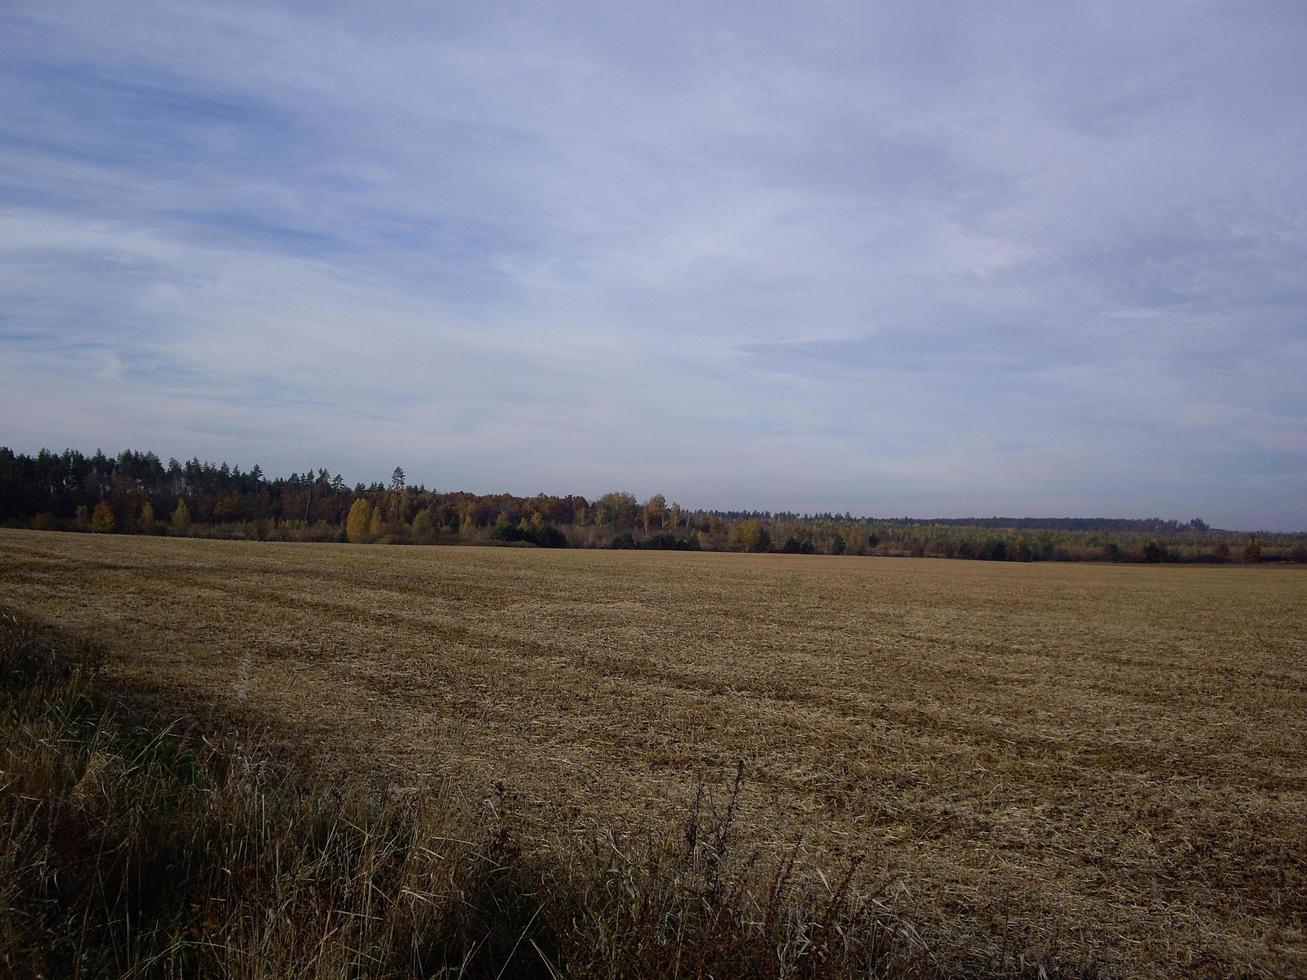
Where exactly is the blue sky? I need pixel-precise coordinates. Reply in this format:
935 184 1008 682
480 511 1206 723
2 2 1305 529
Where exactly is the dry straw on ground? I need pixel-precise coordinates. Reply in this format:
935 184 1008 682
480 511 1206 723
1 528 1303 976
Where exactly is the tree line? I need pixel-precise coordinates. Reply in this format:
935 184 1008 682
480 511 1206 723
2 447 1303 564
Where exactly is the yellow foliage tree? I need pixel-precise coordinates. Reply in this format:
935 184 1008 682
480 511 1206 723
90 501 115 534
412 509 437 543
170 499 191 535
345 499 371 543
642 494 667 533
731 519 770 553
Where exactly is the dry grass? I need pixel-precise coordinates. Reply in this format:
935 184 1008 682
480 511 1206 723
1 528 1303 976
0 612 926 979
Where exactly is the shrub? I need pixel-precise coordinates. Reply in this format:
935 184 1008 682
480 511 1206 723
640 532 701 551
491 520 566 548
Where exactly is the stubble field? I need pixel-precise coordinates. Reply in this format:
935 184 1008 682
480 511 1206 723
0 528 1303 976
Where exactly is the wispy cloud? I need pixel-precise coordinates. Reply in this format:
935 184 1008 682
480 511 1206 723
2 1 1305 528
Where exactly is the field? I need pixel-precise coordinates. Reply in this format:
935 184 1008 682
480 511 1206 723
1 528 1304 976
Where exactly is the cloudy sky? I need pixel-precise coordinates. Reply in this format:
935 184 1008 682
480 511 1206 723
2 2 1304 529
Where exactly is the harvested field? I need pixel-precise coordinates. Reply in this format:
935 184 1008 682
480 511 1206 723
1 528 1304 976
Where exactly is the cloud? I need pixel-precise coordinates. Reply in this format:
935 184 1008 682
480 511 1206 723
1 0 1305 529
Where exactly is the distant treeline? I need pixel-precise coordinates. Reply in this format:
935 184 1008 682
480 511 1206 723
2 447 1304 564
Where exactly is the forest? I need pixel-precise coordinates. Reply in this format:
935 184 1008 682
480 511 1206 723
2 447 1303 563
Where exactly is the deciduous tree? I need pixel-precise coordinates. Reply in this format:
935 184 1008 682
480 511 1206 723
732 519 770 553
170 499 191 535
642 494 667 533
90 501 115 534
412 509 437 543
346 499 371 543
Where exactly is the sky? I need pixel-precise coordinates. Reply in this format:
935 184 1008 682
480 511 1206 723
2 2 1305 530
